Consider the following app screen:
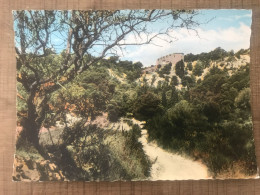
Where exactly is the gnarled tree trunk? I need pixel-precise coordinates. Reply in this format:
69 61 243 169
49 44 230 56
18 89 48 157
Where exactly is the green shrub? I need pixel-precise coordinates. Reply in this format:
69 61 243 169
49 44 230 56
175 60 185 78
192 61 204 76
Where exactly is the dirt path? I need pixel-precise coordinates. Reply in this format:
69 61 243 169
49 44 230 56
134 119 211 180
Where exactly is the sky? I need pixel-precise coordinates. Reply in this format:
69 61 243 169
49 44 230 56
119 9 252 67
14 10 252 67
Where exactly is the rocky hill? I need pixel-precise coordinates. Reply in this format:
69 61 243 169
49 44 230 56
138 48 250 90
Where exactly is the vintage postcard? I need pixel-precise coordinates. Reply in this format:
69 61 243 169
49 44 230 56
13 9 257 181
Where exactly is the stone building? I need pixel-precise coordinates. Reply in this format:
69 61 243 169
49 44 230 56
156 53 184 66
142 53 185 74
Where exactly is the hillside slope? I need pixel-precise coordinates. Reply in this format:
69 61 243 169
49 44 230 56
138 50 250 90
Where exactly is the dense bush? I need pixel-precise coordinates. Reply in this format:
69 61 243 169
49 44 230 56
184 47 230 62
158 63 172 76
146 61 257 177
187 62 193 71
192 61 204 76
59 121 151 180
175 60 185 78
133 91 163 121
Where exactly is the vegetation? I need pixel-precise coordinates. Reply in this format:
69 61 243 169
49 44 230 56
158 63 172 77
184 47 230 62
145 57 256 177
14 9 255 181
192 61 204 76
175 60 185 78
15 10 199 155
17 61 151 181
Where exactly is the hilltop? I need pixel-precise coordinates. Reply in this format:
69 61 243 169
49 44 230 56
138 48 250 90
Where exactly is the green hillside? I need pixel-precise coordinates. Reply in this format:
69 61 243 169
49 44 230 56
15 47 256 180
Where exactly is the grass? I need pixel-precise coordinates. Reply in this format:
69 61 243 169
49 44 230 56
15 137 43 161
15 118 152 181
106 125 151 180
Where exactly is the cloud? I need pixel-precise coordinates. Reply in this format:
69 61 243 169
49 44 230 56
120 23 251 66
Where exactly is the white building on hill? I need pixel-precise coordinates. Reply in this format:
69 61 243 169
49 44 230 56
142 53 185 74
156 53 184 65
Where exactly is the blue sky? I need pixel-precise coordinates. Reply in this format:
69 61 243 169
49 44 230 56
120 9 252 66
197 9 251 29
15 10 251 67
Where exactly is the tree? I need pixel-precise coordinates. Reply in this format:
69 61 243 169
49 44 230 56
187 62 193 71
184 53 197 62
170 86 179 106
14 10 200 154
50 66 114 120
151 75 156 86
235 88 251 111
210 47 228 61
161 90 167 107
229 50 234 56
107 102 122 122
175 60 185 78
181 75 195 88
171 75 179 86
185 47 229 63
158 63 172 75
133 92 162 121
192 61 204 76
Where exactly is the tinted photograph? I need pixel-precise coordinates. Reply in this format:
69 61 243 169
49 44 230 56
13 9 257 181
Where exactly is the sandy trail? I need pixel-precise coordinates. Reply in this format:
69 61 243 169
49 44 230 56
134 119 211 180
48 115 211 180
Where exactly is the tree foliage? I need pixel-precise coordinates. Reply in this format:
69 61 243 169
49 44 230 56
175 60 185 78
158 63 172 76
192 61 204 76
14 9 256 180
133 91 162 121
146 60 256 176
184 47 230 62
15 10 199 151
